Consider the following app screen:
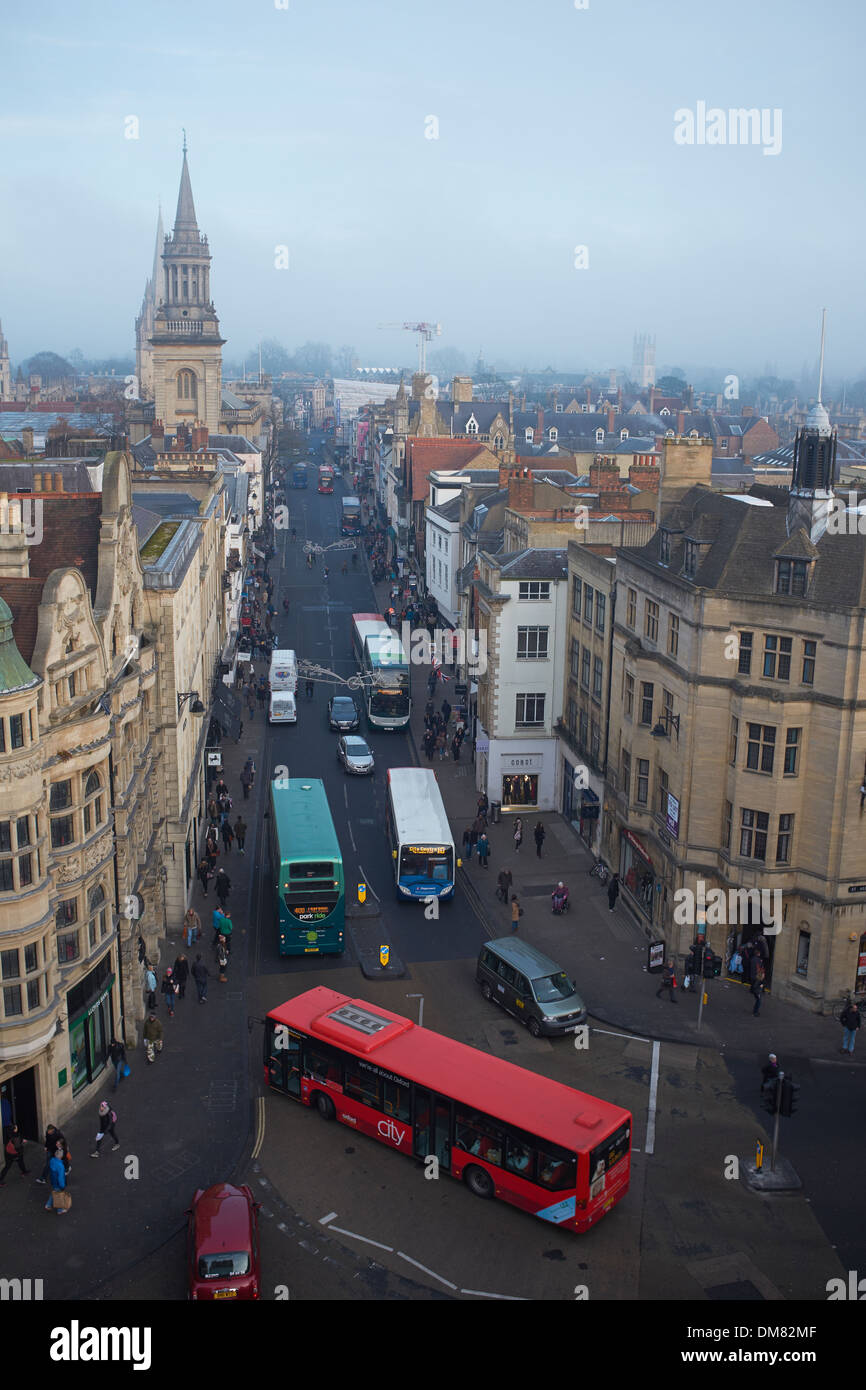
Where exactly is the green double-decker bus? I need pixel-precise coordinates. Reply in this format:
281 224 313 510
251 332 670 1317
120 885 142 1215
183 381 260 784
268 779 345 955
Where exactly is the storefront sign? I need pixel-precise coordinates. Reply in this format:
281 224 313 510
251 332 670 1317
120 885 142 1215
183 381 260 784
501 754 542 772
848 884 866 894
665 793 680 839
622 827 653 864
476 737 490 753
207 752 222 767
648 941 666 971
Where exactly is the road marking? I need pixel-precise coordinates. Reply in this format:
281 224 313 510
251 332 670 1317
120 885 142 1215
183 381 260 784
357 862 380 901
347 821 357 853
812 1057 865 1067
460 1288 526 1300
397 1252 458 1289
318 1215 394 1251
251 1095 265 1159
645 1039 660 1156
591 1026 652 1045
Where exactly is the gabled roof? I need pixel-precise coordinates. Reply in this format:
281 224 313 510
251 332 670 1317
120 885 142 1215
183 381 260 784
427 496 463 523
493 548 569 580
774 528 819 560
406 439 495 502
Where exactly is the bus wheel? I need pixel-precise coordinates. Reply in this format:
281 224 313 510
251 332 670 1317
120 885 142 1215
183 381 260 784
464 1164 495 1200
314 1092 336 1121
527 1018 542 1038
480 982 492 1001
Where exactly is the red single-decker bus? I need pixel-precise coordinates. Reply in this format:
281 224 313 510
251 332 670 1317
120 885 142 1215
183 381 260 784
264 987 631 1233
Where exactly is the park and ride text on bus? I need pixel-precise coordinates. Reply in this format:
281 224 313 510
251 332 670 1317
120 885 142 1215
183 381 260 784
340 496 362 535
350 612 411 730
386 766 456 899
264 987 631 1233
318 463 334 493
267 780 345 955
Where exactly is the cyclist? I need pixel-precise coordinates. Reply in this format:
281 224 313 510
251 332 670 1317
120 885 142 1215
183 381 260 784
323 565 329 581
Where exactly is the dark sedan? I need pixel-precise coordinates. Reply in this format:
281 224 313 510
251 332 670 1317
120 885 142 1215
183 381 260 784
328 695 360 732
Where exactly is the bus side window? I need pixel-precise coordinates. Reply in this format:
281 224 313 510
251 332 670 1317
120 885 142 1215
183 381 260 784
304 1044 342 1086
345 1067 383 1111
536 1144 577 1191
383 1079 410 1121
505 1135 535 1180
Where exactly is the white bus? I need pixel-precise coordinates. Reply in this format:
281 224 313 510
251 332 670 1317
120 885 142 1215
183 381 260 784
269 649 298 724
351 612 411 730
385 767 456 901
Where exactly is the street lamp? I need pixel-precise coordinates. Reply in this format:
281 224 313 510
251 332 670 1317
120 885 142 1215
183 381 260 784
651 711 680 741
177 691 206 715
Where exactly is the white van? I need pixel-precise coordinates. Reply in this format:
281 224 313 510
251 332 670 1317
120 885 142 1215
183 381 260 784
269 689 297 724
269 648 298 692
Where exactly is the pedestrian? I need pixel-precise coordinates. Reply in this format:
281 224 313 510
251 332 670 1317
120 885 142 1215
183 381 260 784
760 1053 782 1093
840 1000 861 1054
510 894 522 932
472 813 485 839
219 791 233 822
221 818 235 853
197 857 211 896
513 817 523 853
207 795 219 823
161 967 177 1017
215 868 231 907
212 904 229 943
44 1145 69 1215
218 912 233 954
477 793 489 825
144 963 157 1011
36 1125 66 1185
215 778 229 800
247 691 256 720
496 867 513 903
234 815 247 854
451 735 460 761
143 1012 164 1063
534 821 546 859
462 827 473 862
216 935 229 983
90 1101 120 1158
441 698 451 725
427 672 437 698
192 953 210 1003
749 952 765 1016
476 832 490 869
240 766 253 800
607 873 620 911
0 1124 30 1182
656 958 678 1003
424 731 435 762
108 1035 127 1091
183 906 201 949
436 730 447 760
173 954 190 1000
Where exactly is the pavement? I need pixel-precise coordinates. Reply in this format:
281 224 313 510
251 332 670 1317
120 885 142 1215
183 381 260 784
367 561 861 1070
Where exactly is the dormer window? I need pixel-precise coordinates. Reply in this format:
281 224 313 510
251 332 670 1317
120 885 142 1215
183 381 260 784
466 416 478 435
595 427 604 444
666 429 675 438
689 429 699 439
548 427 558 442
555 404 563 413
525 427 534 442
775 558 809 597
660 407 671 417
620 428 629 441
658 530 671 566
683 540 698 579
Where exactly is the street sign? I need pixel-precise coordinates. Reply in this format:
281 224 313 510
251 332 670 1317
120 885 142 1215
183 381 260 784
379 944 390 967
358 883 366 903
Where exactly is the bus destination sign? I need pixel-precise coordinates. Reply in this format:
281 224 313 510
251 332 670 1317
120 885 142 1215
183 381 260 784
288 903 330 922
406 845 447 854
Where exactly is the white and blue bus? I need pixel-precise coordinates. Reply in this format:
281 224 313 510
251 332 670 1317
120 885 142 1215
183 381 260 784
351 612 411 730
386 767 456 901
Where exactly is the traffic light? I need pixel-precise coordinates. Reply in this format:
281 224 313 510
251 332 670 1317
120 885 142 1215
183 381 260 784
762 1079 781 1114
780 1077 800 1117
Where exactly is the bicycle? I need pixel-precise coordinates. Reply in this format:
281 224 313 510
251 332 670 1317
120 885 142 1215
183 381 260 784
588 859 610 885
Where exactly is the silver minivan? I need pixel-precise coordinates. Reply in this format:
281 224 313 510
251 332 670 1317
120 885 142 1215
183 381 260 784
476 937 587 1037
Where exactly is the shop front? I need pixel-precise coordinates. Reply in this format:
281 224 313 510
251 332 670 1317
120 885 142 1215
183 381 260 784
66 953 116 1098
560 749 601 852
488 743 556 812
619 827 657 922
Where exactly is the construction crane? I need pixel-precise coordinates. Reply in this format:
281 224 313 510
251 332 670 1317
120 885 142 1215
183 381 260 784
377 321 442 375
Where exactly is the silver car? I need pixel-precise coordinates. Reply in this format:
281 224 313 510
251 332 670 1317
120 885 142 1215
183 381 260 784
337 735 375 775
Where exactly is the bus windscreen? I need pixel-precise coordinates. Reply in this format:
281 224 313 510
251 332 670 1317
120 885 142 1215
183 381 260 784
399 844 454 885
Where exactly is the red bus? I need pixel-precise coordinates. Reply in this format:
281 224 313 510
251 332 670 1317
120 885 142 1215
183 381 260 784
264 987 631 1233
317 463 334 493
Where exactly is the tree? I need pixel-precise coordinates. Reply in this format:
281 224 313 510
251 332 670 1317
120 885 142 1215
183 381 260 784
334 345 357 377
258 339 294 377
655 373 687 395
21 351 74 383
294 341 333 377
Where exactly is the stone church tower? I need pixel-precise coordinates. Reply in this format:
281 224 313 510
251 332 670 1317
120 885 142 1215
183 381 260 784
0 319 12 401
134 209 164 401
150 140 224 435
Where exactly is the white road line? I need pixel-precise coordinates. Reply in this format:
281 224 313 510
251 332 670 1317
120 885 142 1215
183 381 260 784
812 1057 864 1066
396 1252 458 1289
251 1095 265 1159
319 1212 337 1225
591 1026 652 1045
347 822 357 853
320 1222 394 1252
460 1288 526 1300
357 862 380 902
645 1039 661 1156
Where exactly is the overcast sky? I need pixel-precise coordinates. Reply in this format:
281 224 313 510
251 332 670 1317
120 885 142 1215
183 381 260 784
1 0 863 381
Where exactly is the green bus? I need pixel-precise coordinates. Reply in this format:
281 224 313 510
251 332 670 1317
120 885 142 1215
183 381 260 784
268 779 345 955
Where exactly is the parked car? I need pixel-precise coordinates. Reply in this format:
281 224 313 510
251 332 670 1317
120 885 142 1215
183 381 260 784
187 1183 261 1300
337 734 375 775
328 695 360 732
476 938 587 1037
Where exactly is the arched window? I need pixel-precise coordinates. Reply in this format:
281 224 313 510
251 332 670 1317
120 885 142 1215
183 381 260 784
493 433 504 450
88 882 108 949
595 427 605 444
83 770 104 835
548 428 558 442
620 428 629 441
525 427 534 442
466 418 478 435
177 370 197 401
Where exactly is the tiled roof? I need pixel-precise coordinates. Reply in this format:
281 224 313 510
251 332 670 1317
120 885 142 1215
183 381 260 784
494 548 569 580
29 497 101 600
428 497 462 523
406 439 494 502
0 577 45 665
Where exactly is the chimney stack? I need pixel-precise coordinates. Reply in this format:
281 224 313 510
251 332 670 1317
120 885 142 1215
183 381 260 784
606 406 615 434
537 406 544 442
585 387 592 407
649 386 656 414
507 467 534 513
22 426 34 455
191 421 209 451
676 412 686 435
152 420 165 452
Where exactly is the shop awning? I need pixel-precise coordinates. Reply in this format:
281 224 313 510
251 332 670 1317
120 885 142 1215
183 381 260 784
579 787 600 818
622 827 653 864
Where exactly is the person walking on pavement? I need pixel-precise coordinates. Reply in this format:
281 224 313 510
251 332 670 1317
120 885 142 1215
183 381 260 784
476 831 490 869
534 821 546 859
760 1053 782 1093
220 817 235 854
108 1036 127 1091
450 734 460 761
143 1013 163 1063
161 968 177 1017
477 794 489 827
173 954 190 1000
36 1125 66 1184
0 1124 30 1182
44 1145 68 1215
513 817 523 853
436 729 447 761
748 951 765 1016
607 873 620 911
496 867 513 903
90 1101 120 1158
215 868 231 908
144 963 157 1011
216 935 230 983
234 815 247 854
240 764 254 800
197 856 211 896
462 827 473 862
510 894 522 932
183 906 201 949
656 959 678 1003
192 953 210 1002
840 1000 861 1054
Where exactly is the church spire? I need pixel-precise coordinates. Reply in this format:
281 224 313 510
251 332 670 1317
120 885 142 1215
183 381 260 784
173 138 200 240
151 203 164 304
788 308 836 541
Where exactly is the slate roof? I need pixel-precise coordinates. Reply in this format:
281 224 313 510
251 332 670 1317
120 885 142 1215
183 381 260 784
427 497 462 523
0 460 100 492
132 503 165 547
206 434 260 454
492 548 569 580
221 389 252 411
632 483 866 605
29 497 101 598
0 578 44 665
131 490 201 517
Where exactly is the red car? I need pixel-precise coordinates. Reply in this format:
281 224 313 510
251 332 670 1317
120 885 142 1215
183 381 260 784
187 1183 261 1300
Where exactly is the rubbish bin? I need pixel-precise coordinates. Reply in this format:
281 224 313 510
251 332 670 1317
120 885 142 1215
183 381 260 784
491 800 502 824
